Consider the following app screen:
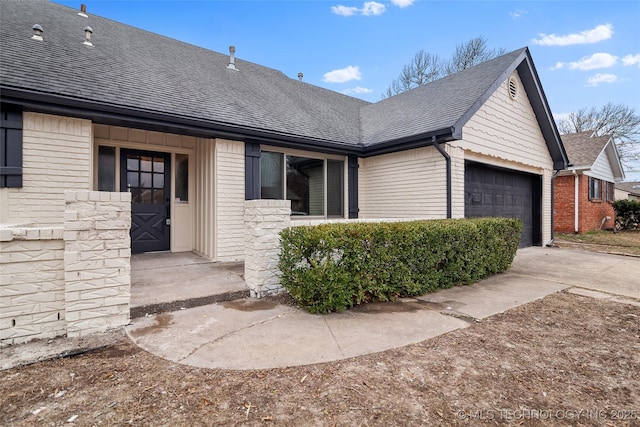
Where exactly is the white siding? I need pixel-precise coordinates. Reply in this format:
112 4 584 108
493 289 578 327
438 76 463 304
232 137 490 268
93 124 196 253
215 139 245 261
586 148 616 182
2 113 92 226
456 71 555 244
194 139 216 258
359 146 447 219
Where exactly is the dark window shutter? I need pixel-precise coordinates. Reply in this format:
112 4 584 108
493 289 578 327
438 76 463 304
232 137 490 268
245 141 261 200
0 105 23 188
348 155 359 218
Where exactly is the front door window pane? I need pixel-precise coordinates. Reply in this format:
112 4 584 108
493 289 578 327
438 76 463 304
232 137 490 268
140 156 152 172
287 156 324 216
261 151 284 199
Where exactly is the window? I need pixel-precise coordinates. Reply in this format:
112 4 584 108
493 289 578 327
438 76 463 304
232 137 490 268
0 105 23 188
588 177 602 201
605 181 615 203
260 150 344 217
97 146 116 191
175 153 189 203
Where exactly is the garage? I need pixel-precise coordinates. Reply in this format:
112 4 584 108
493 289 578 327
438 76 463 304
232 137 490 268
464 162 542 247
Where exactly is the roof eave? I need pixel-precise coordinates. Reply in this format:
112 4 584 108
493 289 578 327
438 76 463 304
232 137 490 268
452 48 568 171
1 86 362 156
360 127 456 158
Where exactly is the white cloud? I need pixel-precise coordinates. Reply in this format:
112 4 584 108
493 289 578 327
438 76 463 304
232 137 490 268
391 0 414 7
323 66 362 83
342 86 374 95
554 53 618 71
622 54 640 67
586 73 618 87
509 9 528 19
331 5 359 16
532 23 613 46
332 1 386 17
362 2 386 16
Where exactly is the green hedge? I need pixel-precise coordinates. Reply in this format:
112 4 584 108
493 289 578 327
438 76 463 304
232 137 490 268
612 199 640 230
278 218 523 313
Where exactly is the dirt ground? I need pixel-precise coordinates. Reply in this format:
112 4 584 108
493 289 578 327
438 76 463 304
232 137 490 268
2 289 639 426
555 230 640 257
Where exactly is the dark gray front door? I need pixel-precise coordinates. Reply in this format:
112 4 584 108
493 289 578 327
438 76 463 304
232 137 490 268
121 149 171 254
464 162 541 248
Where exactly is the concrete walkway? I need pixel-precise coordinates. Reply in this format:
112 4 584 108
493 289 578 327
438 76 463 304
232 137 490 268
125 247 640 370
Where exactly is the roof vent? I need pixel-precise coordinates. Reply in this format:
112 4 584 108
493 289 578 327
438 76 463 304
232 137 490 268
508 76 519 100
298 72 303 81
83 26 93 46
31 24 43 41
78 4 88 17
227 45 238 71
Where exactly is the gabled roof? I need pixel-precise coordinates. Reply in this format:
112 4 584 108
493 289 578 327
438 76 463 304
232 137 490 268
0 0 566 168
561 131 625 180
615 182 640 196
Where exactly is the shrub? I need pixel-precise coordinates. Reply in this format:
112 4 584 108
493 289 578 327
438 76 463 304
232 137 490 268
613 199 640 230
278 218 522 313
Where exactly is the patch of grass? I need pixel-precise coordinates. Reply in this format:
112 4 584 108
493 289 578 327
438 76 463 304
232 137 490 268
555 230 640 256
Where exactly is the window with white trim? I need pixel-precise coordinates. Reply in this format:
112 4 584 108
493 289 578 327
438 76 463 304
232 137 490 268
260 150 345 217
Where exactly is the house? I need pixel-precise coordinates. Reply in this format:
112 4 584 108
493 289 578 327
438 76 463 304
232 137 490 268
615 182 640 201
1 1 567 344
554 131 624 233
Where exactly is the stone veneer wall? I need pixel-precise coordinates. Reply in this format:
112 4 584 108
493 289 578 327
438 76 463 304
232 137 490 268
244 199 417 298
0 191 131 347
244 200 291 298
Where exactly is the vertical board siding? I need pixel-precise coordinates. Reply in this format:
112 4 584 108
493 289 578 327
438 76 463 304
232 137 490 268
194 139 215 259
6 113 91 225
215 140 245 261
358 146 447 219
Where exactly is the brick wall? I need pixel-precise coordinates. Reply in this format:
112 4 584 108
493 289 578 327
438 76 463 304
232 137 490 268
2 112 92 225
0 191 131 347
554 174 615 233
554 175 576 233
576 175 615 233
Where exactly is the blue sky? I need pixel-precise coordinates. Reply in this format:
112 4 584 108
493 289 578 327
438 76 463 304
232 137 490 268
55 0 640 179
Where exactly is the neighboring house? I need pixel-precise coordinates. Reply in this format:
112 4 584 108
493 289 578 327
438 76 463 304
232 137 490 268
1 1 567 255
615 182 640 201
554 131 624 233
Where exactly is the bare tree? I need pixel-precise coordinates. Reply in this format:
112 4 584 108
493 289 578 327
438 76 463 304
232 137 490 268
444 37 506 75
384 36 504 98
384 50 442 98
557 103 640 169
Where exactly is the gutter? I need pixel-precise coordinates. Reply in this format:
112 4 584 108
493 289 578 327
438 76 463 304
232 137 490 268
547 169 561 247
432 136 452 219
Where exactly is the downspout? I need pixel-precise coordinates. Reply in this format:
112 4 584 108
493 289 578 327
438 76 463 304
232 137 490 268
572 170 579 233
547 169 561 247
432 136 452 219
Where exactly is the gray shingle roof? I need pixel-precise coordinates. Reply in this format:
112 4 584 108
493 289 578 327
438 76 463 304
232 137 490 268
0 0 564 164
615 182 640 195
561 131 610 167
360 49 526 146
0 0 367 146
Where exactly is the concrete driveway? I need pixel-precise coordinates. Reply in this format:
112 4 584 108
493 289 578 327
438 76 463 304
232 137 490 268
125 247 640 370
